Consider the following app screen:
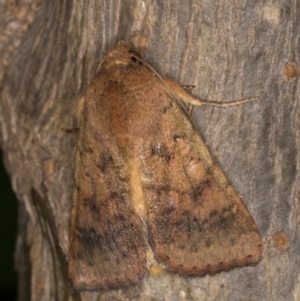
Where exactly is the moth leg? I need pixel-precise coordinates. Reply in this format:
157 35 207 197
164 78 259 107
164 78 203 106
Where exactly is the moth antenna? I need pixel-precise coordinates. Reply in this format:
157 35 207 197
131 52 178 100
76 96 85 117
130 52 259 110
96 58 105 74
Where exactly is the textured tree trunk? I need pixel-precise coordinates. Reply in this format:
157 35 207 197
0 0 299 300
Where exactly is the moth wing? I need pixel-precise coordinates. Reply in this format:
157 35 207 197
68 98 146 289
141 92 263 274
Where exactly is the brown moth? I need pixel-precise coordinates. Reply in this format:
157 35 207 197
68 41 263 290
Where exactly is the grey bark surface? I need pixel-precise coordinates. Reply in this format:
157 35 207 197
0 0 299 300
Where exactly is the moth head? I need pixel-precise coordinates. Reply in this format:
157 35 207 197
99 41 144 71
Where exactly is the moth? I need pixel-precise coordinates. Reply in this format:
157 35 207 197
68 41 263 290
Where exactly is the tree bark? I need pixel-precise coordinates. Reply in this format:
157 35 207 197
0 0 299 300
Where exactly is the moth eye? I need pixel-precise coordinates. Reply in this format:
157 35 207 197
130 56 143 65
